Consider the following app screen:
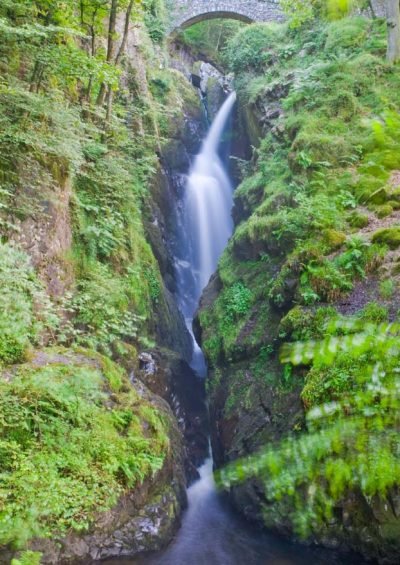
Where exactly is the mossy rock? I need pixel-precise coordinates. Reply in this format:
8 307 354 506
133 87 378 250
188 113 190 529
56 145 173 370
322 229 346 250
372 227 400 249
367 187 388 205
390 187 400 201
347 211 369 228
374 204 393 218
278 305 313 340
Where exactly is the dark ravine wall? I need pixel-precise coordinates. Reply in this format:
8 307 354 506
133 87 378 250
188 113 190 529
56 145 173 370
197 17 400 565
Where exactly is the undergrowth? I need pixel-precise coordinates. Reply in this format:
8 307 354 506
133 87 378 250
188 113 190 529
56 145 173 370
0 353 168 547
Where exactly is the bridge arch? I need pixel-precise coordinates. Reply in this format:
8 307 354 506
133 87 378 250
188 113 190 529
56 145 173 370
167 1 285 34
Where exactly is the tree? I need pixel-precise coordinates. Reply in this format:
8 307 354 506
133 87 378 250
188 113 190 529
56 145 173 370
96 0 119 106
105 0 135 123
386 0 400 62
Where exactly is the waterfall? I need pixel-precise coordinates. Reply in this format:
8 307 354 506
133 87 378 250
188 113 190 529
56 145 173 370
174 92 237 375
186 91 236 303
102 90 357 565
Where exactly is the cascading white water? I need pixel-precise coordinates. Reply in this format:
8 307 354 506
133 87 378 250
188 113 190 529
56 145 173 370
175 92 237 375
186 92 236 297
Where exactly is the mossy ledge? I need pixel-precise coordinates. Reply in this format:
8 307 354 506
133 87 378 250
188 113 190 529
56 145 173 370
1 348 186 563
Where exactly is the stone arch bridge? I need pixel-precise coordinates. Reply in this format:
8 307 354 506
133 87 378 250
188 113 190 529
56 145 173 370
167 0 285 33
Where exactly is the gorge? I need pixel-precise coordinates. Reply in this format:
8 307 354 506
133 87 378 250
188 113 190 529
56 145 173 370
1 2 400 565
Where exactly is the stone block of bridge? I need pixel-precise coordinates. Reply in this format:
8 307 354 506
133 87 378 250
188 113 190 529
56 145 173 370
167 0 285 33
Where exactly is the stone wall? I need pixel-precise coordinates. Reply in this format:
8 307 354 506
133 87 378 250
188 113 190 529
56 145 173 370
167 0 284 33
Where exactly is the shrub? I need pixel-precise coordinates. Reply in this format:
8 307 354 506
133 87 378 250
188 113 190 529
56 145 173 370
301 353 360 408
324 17 369 53
11 551 42 565
379 279 395 300
357 302 388 323
62 262 144 354
223 282 253 323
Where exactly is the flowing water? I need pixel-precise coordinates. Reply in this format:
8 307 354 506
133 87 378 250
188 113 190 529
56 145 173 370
103 92 364 565
173 92 237 376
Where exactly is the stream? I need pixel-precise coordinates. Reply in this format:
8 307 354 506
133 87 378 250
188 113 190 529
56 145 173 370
104 93 365 565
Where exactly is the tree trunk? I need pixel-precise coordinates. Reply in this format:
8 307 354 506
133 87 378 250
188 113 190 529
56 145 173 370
386 0 400 63
29 60 40 92
105 87 114 124
97 0 118 106
114 0 134 65
368 0 377 18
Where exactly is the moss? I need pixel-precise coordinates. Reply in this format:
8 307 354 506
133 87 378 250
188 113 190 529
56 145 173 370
0 351 167 547
373 203 393 218
372 227 400 249
301 354 363 409
322 229 346 250
390 187 400 201
379 279 395 300
347 211 369 228
367 187 388 205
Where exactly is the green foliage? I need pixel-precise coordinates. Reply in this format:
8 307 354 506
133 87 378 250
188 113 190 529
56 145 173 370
142 0 166 43
0 354 167 547
358 301 388 323
379 278 395 299
11 551 42 565
201 282 253 363
0 242 59 364
219 320 400 537
0 84 86 171
223 282 253 321
280 1 370 30
223 24 285 74
60 262 145 354
347 211 369 228
176 19 244 67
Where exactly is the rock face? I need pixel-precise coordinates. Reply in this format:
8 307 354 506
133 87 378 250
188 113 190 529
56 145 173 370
30 437 186 564
136 349 209 482
8 155 74 300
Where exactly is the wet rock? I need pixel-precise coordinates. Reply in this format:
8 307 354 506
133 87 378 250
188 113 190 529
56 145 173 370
191 61 233 121
136 348 209 483
139 352 157 375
